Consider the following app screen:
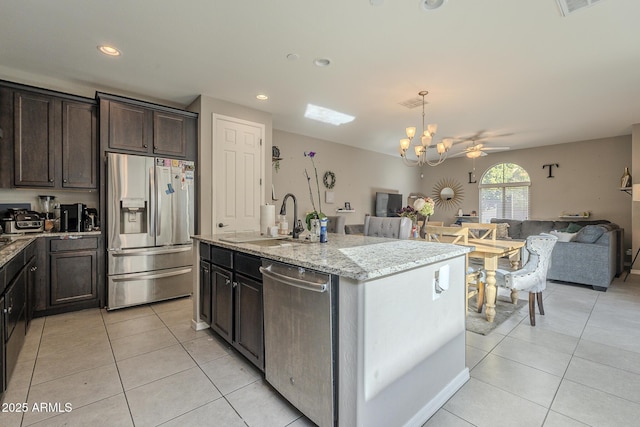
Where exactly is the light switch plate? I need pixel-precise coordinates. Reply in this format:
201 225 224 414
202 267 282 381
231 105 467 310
325 191 335 203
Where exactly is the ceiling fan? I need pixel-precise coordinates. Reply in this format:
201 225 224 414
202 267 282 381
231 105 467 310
451 140 510 158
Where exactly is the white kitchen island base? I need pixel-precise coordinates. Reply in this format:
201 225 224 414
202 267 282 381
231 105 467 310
337 255 469 427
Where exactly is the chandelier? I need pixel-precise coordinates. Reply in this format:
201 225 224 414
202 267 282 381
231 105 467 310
398 91 453 167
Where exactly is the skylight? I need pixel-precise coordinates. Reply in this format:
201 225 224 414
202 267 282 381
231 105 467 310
304 104 355 126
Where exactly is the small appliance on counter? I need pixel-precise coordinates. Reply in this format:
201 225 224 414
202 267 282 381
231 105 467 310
59 203 86 232
38 195 56 219
2 208 44 234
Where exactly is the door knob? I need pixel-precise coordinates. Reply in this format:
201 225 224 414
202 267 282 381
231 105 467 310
218 223 228 228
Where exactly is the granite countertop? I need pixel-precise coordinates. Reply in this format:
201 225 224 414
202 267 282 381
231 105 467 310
0 231 102 269
194 232 470 281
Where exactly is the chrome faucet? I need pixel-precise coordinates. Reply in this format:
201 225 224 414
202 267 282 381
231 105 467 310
280 193 304 239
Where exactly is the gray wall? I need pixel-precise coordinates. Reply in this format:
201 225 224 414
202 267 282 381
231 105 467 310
271 130 421 226
416 135 631 249
271 133 631 249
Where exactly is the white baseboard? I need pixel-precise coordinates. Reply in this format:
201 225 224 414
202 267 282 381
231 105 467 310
191 319 209 331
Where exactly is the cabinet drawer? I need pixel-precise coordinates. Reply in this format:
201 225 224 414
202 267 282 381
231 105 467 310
235 253 262 281
50 237 98 252
211 246 233 269
199 242 211 261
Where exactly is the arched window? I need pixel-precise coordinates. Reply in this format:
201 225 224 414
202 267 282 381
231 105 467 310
479 163 531 222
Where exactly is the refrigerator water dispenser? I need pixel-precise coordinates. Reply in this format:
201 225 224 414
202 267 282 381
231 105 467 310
120 198 147 234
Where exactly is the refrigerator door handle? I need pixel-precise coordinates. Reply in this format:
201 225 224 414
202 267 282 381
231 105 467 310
111 267 192 282
149 165 156 238
110 246 192 257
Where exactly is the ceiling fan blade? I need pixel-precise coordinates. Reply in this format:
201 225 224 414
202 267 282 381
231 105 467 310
481 146 510 151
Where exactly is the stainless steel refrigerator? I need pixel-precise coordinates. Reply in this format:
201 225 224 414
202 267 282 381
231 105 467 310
106 153 195 310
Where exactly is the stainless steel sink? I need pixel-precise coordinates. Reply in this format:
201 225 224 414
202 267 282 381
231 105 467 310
246 237 310 247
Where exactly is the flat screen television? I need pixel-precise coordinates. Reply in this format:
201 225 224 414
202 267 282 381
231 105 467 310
375 192 403 217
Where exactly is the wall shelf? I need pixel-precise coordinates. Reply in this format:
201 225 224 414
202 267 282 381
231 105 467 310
336 209 355 213
620 187 632 196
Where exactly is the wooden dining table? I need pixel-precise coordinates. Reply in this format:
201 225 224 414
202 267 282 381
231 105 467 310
466 238 526 322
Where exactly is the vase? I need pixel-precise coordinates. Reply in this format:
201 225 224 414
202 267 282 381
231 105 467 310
621 167 632 188
419 216 429 239
309 219 320 242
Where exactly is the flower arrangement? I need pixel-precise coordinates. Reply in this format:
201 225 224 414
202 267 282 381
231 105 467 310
398 205 418 221
304 151 326 230
398 197 435 221
414 196 435 217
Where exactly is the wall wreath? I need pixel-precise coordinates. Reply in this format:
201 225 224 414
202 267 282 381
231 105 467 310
323 171 336 189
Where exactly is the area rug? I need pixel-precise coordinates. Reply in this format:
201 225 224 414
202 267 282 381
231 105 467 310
466 296 526 335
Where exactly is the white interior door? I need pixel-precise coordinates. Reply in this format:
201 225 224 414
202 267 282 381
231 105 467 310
213 114 264 233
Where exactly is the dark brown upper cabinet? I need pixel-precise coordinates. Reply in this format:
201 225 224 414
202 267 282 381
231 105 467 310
97 92 197 160
2 82 97 189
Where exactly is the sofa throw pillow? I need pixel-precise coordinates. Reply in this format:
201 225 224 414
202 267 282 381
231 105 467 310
574 225 605 243
496 223 510 239
549 230 577 242
565 222 583 233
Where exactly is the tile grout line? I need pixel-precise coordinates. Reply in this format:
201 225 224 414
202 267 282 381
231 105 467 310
100 306 137 427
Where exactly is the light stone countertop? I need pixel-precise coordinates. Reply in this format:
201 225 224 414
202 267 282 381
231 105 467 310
0 231 102 269
194 232 470 281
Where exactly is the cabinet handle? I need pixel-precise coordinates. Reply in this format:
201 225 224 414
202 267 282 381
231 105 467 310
30 266 38 272
49 179 54 182
225 278 231 286
143 144 148 148
232 281 238 288
63 179 67 183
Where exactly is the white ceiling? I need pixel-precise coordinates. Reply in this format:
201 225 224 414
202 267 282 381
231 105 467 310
1 0 639 158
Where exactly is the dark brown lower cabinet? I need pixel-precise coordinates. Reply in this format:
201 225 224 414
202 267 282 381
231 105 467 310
211 264 233 343
199 259 212 325
234 272 264 369
200 244 264 371
37 236 101 316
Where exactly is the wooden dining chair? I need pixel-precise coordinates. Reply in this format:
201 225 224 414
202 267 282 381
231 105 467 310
424 226 483 314
461 223 497 240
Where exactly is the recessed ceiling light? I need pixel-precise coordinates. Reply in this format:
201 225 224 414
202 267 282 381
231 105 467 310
313 58 331 67
256 94 269 101
286 53 300 61
97 45 121 56
304 104 355 126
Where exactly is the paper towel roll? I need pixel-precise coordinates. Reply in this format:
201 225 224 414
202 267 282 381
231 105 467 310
260 204 276 235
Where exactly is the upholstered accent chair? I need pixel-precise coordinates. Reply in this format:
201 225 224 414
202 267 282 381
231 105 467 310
325 215 346 234
495 234 558 326
363 216 412 239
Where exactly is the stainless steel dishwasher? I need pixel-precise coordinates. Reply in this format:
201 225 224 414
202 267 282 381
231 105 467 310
260 260 337 427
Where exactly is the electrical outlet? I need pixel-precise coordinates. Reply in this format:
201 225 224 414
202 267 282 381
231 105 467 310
433 264 450 300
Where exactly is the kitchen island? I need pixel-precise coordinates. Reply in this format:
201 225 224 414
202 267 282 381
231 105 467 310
193 232 470 427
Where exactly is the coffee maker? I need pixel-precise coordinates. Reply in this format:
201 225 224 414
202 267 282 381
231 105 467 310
59 203 86 232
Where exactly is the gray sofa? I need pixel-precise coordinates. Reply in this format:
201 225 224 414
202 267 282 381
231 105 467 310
491 219 623 291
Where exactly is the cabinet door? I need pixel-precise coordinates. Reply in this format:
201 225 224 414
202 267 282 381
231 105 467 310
153 111 187 157
234 273 264 370
211 265 233 343
26 256 37 331
50 250 97 305
107 101 151 153
13 91 56 187
62 101 97 189
199 259 212 325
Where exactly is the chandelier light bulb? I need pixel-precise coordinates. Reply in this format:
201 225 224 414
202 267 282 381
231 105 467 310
427 123 438 135
421 134 432 147
400 138 411 150
405 127 416 139
414 145 424 156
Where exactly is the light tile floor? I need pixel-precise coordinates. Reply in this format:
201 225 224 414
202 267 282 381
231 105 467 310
2 275 640 426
